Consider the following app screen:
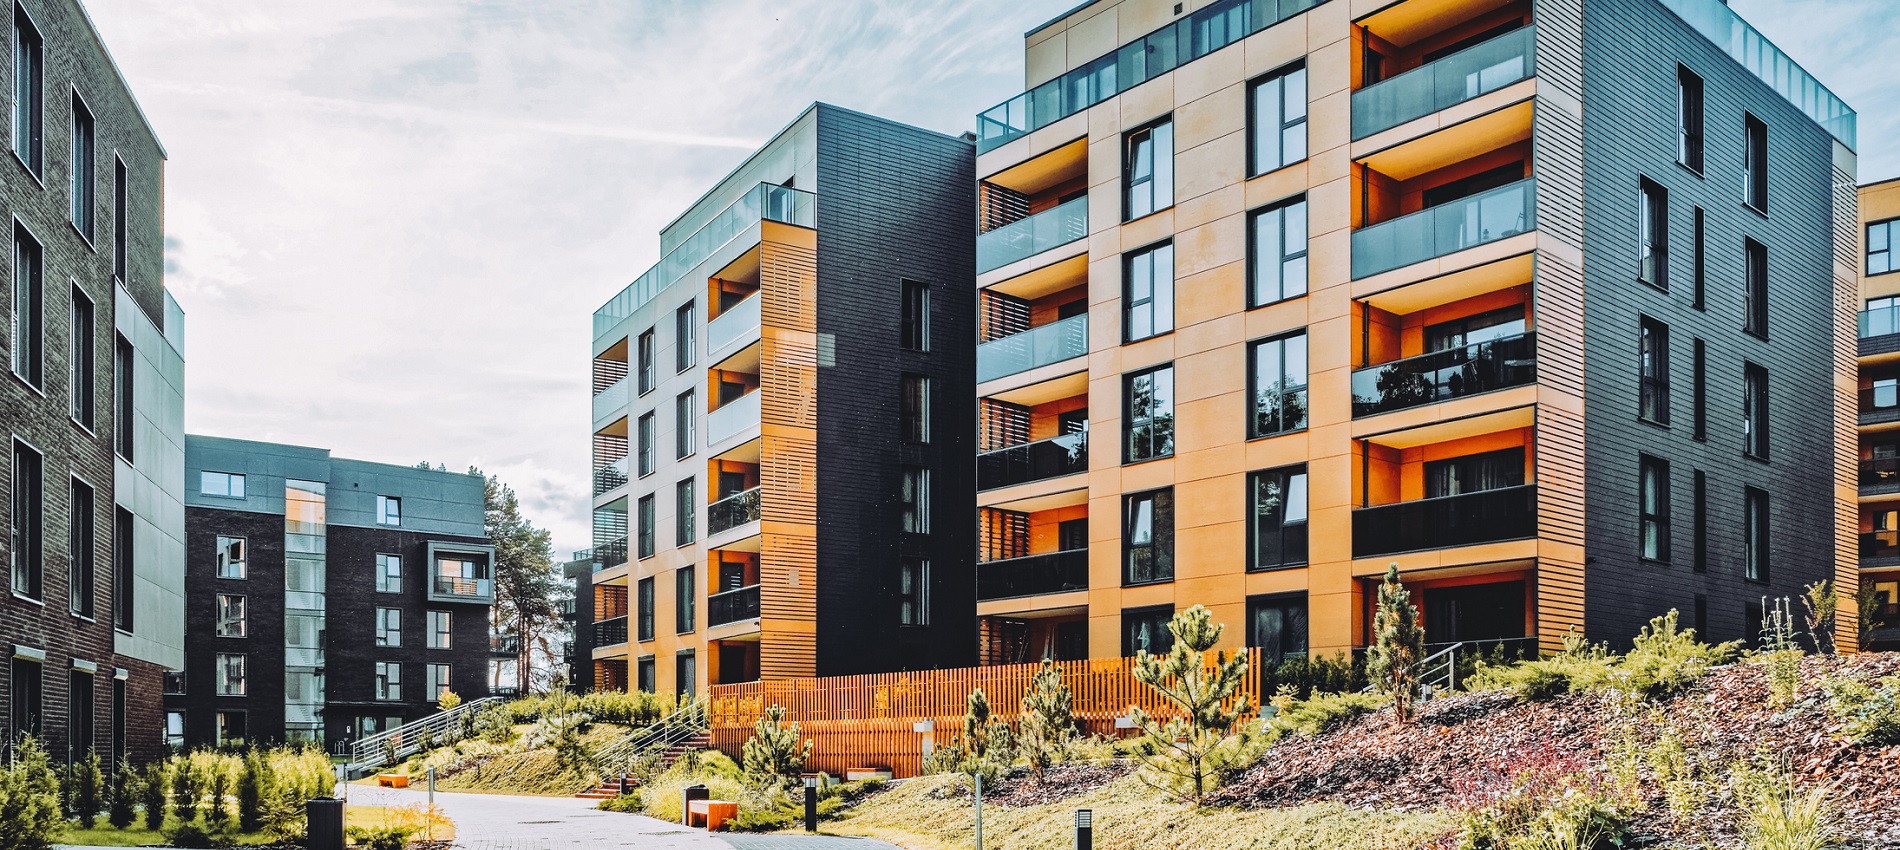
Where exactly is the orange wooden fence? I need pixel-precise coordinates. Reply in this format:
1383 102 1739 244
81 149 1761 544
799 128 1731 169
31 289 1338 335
707 654 1265 778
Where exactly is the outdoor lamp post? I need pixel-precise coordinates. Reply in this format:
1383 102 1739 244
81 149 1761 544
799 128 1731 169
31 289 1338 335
804 775 819 832
1075 808 1092 850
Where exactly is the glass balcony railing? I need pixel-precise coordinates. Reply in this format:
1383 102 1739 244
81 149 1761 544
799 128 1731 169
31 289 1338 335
490 634 521 655
431 575 493 599
1352 484 1537 558
707 293 761 354
593 536 628 570
592 457 630 496
1657 0 1854 147
592 376 628 427
1352 26 1536 140
977 549 1089 601
709 487 762 536
1863 531 1900 561
708 584 761 627
978 196 1088 273
707 390 761 446
1352 179 1536 279
1351 331 1537 417
593 615 628 647
1861 306 1900 339
977 314 1088 383
978 432 1088 491
1860 458 1900 490
593 183 814 338
1861 388 1900 420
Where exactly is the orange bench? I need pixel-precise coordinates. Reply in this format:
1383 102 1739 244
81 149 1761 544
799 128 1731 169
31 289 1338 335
376 774 409 788
686 799 739 832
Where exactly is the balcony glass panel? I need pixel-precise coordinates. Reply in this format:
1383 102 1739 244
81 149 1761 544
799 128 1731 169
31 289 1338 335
1861 458 1900 490
593 536 628 570
1656 0 1854 147
1352 179 1536 279
1352 26 1536 140
706 293 761 354
977 549 1089 601
1351 331 1537 417
708 584 761 627
432 575 493 599
977 314 1088 383
593 615 628 647
977 196 1088 273
592 457 630 496
1863 531 1900 561
592 376 628 427
707 390 761 446
1861 305 1900 339
978 432 1088 491
709 487 762 536
1352 483 1537 557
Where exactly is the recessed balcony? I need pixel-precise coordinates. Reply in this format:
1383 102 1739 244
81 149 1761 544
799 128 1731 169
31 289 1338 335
707 292 761 359
708 584 761 627
592 376 628 431
593 616 628 647
709 487 762 537
1862 386 1900 427
593 536 628 571
1864 458 1900 497
1352 331 1537 417
707 389 761 447
1353 483 1537 558
1353 178 1536 279
1355 25 1537 140
977 313 1088 384
1864 531 1900 566
978 195 1087 275
1861 304 1900 359
592 456 630 496
976 549 1088 602
978 431 1088 491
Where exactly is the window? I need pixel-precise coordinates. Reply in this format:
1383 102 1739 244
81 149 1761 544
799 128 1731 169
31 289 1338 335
70 92 94 240
112 678 125 766
675 391 694 459
637 329 655 394
427 611 451 649
1677 66 1703 172
422 663 452 702
1692 207 1706 308
675 567 694 633
1638 180 1667 290
1640 455 1670 561
11 439 42 599
900 467 930 534
899 558 929 626
113 336 132 461
1124 488 1173 585
374 662 401 701
1425 448 1524 497
637 494 655 559
900 279 929 352
1249 332 1308 437
675 302 695 372
900 374 930 443
1249 197 1307 307
69 287 93 428
67 670 92 758
1745 239 1768 338
1692 469 1707 573
675 651 696 699
1692 338 1706 441
1123 118 1173 220
675 478 695 545
69 478 93 617
200 471 245 499
1640 318 1669 425
215 536 247 580
216 594 246 638
1250 466 1308 571
216 653 246 696
164 711 183 749
1744 486 1769 581
637 412 655 476
376 495 401 526
1744 363 1768 459
12 4 42 174
216 711 246 747
375 608 402 648
375 553 401 593
1124 365 1175 462
1123 241 1174 341
637 577 656 642
1247 595 1308 664
636 657 656 693
113 508 132 630
1249 62 1307 175
10 657 40 740
1872 218 1898 275
1122 606 1174 656
13 224 42 388
113 159 127 281
1743 113 1767 212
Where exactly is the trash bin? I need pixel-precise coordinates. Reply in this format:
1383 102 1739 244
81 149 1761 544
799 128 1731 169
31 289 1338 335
681 784 710 826
306 797 345 850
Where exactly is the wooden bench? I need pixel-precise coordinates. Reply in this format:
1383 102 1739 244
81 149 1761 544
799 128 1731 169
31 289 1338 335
686 799 739 832
375 774 409 788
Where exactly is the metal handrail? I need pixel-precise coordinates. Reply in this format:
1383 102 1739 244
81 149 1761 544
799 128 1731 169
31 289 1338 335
592 696 710 785
348 695 504 769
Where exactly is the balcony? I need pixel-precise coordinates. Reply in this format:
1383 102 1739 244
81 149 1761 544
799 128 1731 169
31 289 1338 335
594 616 629 647
1861 305 1900 358
1352 484 1537 558
1351 331 1537 417
978 314 1088 383
1354 26 1536 141
490 634 520 656
592 457 630 496
979 196 1088 274
709 487 762 537
431 575 494 600
978 432 1088 491
707 390 761 447
1353 178 1535 279
708 584 761 627
1864 459 1900 496
593 536 629 570
1861 388 1900 427
707 293 761 356
976 549 1088 602
592 376 629 430
1865 531 1900 565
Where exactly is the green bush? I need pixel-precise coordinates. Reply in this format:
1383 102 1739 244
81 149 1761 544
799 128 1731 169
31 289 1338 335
1260 652 1364 700
596 792 643 813
0 737 66 850
235 751 265 833
107 760 136 829
1613 610 1739 701
1823 673 1900 746
1269 690 1389 738
1731 759 1837 850
139 761 166 831
346 824 413 850
578 690 674 725
69 750 103 829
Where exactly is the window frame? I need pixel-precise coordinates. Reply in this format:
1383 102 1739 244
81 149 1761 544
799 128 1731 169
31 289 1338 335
1247 61 1308 177
1122 117 1174 221
113 507 132 631
1123 364 1175 463
675 478 696 545
900 373 931 443
114 335 132 461
69 284 94 431
1121 604 1175 656
1744 486 1769 582
374 607 402 648
1638 179 1667 291
200 471 245 499
374 661 402 701
637 494 656 560
427 663 452 703
12 3 43 177
637 576 656 642
1744 361 1769 460
13 223 43 390
636 328 656 395
1692 469 1707 573
215 593 247 638
1639 317 1670 426
1639 454 1670 562
675 566 695 634
375 553 401 593
69 88 95 244
1248 465 1308 572
899 466 931 534
900 279 930 352
1744 238 1768 339
216 653 247 697
675 390 695 459
68 475 94 617
426 610 452 649
637 411 656 476
1692 338 1706 441
1122 487 1174 586
675 301 695 373
1742 113 1768 213
1122 240 1175 342
376 495 402 527
11 437 43 600
1247 196 1308 308
1871 218 1898 276
898 557 930 626
1248 331 1309 439
1246 593 1309 665
112 158 127 282
1677 65 1704 173
1691 206 1706 309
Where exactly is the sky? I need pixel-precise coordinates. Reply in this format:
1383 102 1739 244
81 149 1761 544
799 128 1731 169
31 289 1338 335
81 0 1900 556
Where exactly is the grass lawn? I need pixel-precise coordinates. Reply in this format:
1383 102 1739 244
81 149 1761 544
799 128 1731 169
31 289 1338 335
59 823 279 846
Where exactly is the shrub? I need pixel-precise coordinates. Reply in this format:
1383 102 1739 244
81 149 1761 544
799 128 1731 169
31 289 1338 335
1269 690 1388 738
1731 760 1836 850
1802 580 1840 656
1260 653 1363 700
169 756 196 822
1759 596 1805 710
0 737 66 850
438 689 462 712
164 817 240 849
1453 763 1633 850
236 750 265 833
597 792 643 813
473 704 514 744
139 761 166 831
742 705 814 793
1366 564 1425 722
1612 610 1739 702
203 769 232 830
578 689 673 725
1822 673 1900 746
1017 659 1075 778
107 760 137 829
345 824 413 850
947 689 1016 789
1129 605 1260 805
258 746 337 842
69 750 102 829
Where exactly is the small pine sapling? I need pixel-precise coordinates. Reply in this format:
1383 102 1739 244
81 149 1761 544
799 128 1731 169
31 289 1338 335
169 757 195 822
1366 563 1425 722
1018 659 1075 779
957 688 1016 787
740 705 812 794
1129 604 1257 805
71 749 104 829
140 761 167 831
107 759 137 829
236 750 266 833
1802 580 1840 656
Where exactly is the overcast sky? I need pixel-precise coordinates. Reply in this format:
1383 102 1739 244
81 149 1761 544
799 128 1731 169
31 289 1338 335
83 0 1898 556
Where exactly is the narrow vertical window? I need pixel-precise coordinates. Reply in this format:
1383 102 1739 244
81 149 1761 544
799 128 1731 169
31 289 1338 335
1745 239 1768 338
900 374 930 443
1692 469 1707 573
11 439 42 599
374 662 401 700
1124 365 1175 462
427 611 451 649
215 594 246 637
114 335 133 462
1249 197 1308 306
10 657 41 739
675 567 694 633
375 608 402 647
636 658 655 693
900 467 931 534
70 92 95 240
1744 362 1769 460
69 477 94 617
1123 118 1173 220
1123 488 1174 584
1677 66 1703 172
675 478 695 545
427 663 451 702
1744 486 1769 581
637 494 655 559
1692 338 1706 441
1692 207 1706 309
1249 62 1307 175
1249 465 1308 571
900 279 929 352
1640 455 1670 561
375 553 400 592
68 670 93 760
1638 180 1667 290
898 558 929 626
14 225 43 388
1123 241 1174 341
113 159 127 281
1872 218 1897 276
675 302 695 372
636 577 656 641
216 654 247 696
637 412 655 476
1640 318 1669 425
637 329 655 394
1743 113 1768 212
70 287 94 429
113 507 132 630
675 391 694 459
1249 332 1308 437
12 5 42 175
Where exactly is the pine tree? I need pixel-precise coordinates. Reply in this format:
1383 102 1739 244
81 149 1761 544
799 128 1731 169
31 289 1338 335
236 750 266 833
477 470 562 693
957 689 1016 786
740 705 812 793
107 760 137 830
1129 604 1257 805
1366 563 1425 722
203 770 231 829
1018 659 1075 779
71 750 103 829
169 758 194 822
0 737 68 850
140 762 166 831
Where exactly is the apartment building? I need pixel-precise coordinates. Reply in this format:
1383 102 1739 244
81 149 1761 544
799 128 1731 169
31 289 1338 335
586 103 975 694
2 0 186 766
1857 179 1900 650
166 436 496 748
970 0 1856 664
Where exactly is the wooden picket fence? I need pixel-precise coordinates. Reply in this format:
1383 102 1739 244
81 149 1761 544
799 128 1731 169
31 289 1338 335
706 654 1265 778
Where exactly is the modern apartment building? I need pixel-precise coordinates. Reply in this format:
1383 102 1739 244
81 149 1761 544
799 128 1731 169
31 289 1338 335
1857 179 1900 650
167 436 496 748
2 0 186 767
586 103 975 694
970 0 1856 663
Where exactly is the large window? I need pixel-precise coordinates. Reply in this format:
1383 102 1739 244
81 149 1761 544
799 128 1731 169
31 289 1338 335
113 508 132 631
900 374 930 443
216 654 247 696
637 577 656 642
11 439 42 600
1677 66 1703 172
1249 466 1308 571
675 302 695 372
901 279 929 352
1249 332 1308 438
637 328 655 394
376 495 401 526
1640 455 1670 562
12 4 42 174
14 225 43 388
216 594 246 638
1123 488 1173 585
1638 180 1667 290
900 467 930 534
1425 448 1523 497
11 657 40 740
675 567 695 634
376 553 401 593
1123 118 1173 220
1123 241 1174 341
1249 197 1307 307
70 287 94 429
427 611 451 649
1249 62 1306 175
899 558 929 626
70 92 95 240
1640 317 1669 425
1124 365 1175 463
1247 594 1308 664
675 478 695 545
113 159 127 281
1122 605 1174 656
1872 218 1898 275
636 657 656 693
1743 113 1767 212
1744 486 1769 582
1745 239 1768 338
637 412 655 476
374 662 401 701
675 391 694 459
375 608 402 648
69 477 94 617
637 494 655 559
201 471 245 499
114 336 132 461
215 536 247 580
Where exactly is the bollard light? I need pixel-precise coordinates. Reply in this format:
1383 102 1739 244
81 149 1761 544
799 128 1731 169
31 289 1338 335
804 775 819 832
1074 808 1093 850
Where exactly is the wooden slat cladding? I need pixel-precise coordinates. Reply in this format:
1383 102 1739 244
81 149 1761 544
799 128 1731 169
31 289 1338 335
1837 169 1864 650
757 227 820 679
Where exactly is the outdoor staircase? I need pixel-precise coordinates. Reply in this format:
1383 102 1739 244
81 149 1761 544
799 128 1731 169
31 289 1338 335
341 696 504 779
576 730 712 798
575 696 711 799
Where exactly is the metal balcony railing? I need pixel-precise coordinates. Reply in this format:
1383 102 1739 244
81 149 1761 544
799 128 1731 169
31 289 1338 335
709 487 762 536
592 457 630 496
976 549 1089 601
708 584 761 627
1352 26 1536 140
431 576 493 599
594 615 629 647
1861 305 1900 339
1351 331 1537 417
490 634 520 655
977 313 1088 383
1862 458 1900 491
1352 484 1538 558
1352 178 1536 279
977 195 1088 273
978 432 1088 491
